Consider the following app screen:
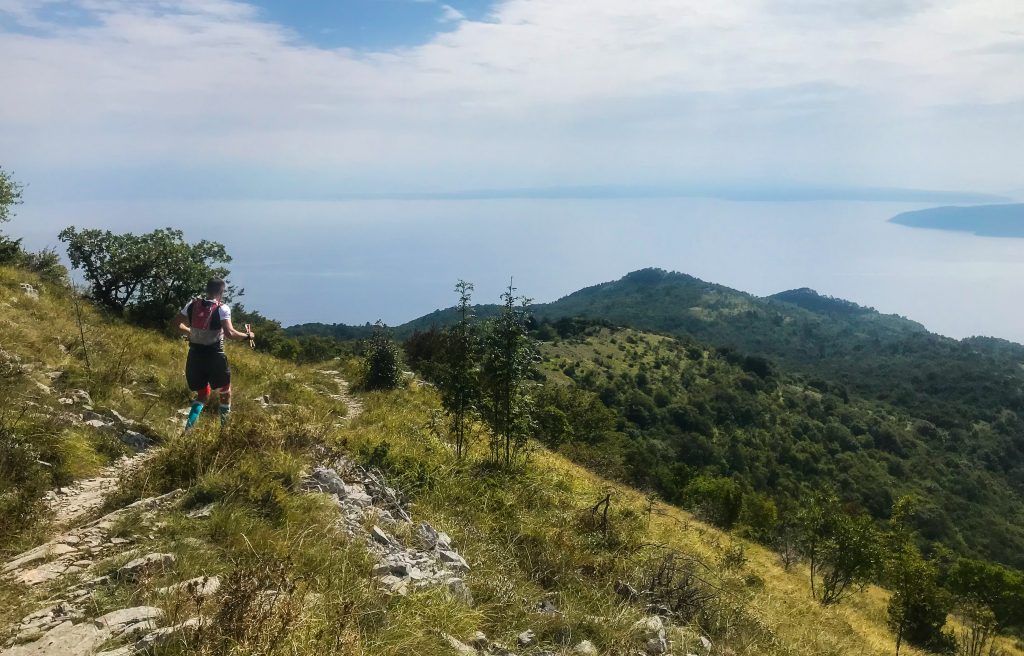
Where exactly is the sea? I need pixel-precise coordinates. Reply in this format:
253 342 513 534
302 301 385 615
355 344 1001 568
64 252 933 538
14 198 1024 342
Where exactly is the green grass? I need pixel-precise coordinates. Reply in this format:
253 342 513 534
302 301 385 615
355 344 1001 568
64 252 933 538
3 263 1023 655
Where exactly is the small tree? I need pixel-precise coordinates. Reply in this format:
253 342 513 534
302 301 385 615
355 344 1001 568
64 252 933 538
440 280 480 459
958 602 997 656
885 496 955 656
480 280 536 467
798 492 882 605
0 167 23 225
361 322 403 391
0 167 25 263
59 226 232 324
682 475 743 529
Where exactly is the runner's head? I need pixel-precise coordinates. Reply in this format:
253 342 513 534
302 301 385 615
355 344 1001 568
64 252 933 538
206 277 226 300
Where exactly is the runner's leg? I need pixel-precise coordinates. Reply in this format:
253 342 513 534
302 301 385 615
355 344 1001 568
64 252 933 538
218 384 231 425
186 384 210 430
210 353 232 426
184 349 211 431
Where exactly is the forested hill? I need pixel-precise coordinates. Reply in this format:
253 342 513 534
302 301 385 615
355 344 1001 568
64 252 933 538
290 268 1024 432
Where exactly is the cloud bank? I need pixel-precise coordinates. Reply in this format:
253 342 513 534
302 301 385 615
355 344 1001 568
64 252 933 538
1 0 1022 196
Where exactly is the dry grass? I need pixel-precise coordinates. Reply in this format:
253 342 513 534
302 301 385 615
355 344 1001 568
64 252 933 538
3 264 1022 656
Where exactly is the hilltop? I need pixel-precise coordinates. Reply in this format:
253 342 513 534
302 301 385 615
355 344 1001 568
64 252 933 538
293 267 1024 434
4 266 1019 655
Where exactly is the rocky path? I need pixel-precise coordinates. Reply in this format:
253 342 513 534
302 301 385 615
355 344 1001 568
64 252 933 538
45 452 153 529
1 368 366 656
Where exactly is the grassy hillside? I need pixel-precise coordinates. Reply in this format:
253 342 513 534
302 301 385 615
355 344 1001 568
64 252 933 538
294 267 1024 434
5 264 1021 655
533 326 1024 569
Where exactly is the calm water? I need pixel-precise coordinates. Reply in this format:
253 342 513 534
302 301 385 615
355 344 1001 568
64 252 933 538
15 198 1024 342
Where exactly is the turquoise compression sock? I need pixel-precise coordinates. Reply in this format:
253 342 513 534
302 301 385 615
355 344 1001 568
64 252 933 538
219 404 231 426
185 401 205 429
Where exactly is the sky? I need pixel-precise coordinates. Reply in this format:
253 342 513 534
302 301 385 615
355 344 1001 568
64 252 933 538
2 0 1024 338
1 0 1023 197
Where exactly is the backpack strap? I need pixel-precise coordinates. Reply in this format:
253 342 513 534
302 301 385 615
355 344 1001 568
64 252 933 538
187 297 202 326
188 298 223 330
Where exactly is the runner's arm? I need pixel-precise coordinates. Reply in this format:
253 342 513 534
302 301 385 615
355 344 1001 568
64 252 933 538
169 312 191 336
222 318 255 341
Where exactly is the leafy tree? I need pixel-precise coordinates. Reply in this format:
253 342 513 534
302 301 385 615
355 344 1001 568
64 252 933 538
798 492 882 605
958 602 998 656
440 280 480 459
480 280 536 467
0 167 25 263
361 322 403 391
682 475 743 529
737 491 779 542
58 226 232 324
943 557 1024 634
0 167 23 226
885 498 954 655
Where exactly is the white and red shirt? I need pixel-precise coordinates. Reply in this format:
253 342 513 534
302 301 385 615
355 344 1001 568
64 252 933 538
181 299 231 350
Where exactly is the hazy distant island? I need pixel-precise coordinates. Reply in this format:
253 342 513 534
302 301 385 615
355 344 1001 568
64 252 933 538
890 203 1024 237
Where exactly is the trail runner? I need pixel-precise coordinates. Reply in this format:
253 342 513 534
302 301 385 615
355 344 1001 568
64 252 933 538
169 277 254 431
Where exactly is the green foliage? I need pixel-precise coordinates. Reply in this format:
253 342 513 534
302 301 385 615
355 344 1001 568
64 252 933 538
59 225 232 324
0 167 23 225
885 497 955 655
957 602 1000 656
798 492 883 605
533 325 1024 574
19 247 68 285
682 475 743 529
440 280 481 458
360 322 403 391
480 281 537 467
944 557 1024 633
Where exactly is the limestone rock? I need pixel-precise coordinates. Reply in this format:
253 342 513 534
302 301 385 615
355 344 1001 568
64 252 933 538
370 526 396 546
119 431 151 450
439 549 470 572
517 629 536 648
3 542 78 572
117 553 175 581
445 577 473 605
94 606 164 638
441 633 477 656
573 640 598 655
157 575 221 599
19 283 39 300
469 631 489 650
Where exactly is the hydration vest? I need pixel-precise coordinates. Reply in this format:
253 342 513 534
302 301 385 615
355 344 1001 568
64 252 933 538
189 298 223 331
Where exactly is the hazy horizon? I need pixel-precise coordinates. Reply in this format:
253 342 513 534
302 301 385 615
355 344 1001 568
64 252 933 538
13 196 1024 344
3 0 1023 343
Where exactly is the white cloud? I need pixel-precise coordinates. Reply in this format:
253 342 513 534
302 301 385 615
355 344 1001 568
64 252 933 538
439 4 464 22
0 0 1022 193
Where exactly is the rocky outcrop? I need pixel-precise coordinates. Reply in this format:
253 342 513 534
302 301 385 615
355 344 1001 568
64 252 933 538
303 457 471 604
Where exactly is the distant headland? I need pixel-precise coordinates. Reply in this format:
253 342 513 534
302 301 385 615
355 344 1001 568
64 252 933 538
890 203 1024 238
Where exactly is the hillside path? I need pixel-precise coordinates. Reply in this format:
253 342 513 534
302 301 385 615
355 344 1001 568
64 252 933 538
2 369 363 656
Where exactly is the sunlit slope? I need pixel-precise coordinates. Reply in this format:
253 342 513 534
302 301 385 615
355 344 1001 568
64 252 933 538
2 264 1019 656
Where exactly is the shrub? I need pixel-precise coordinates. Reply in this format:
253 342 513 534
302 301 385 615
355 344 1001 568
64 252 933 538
682 475 743 529
361 322 403 391
798 493 882 605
